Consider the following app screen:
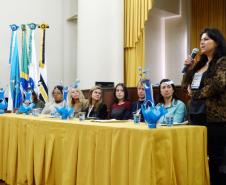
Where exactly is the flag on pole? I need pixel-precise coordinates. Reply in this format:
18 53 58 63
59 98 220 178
38 23 49 103
27 23 39 92
8 24 23 111
20 24 29 91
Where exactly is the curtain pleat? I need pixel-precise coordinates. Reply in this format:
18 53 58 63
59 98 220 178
124 0 154 87
191 0 226 51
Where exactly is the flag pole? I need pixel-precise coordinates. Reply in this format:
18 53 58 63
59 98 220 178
8 24 22 111
27 23 39 92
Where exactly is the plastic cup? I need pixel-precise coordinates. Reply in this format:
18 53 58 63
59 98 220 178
133 113 141 125
79 112 86 121
32 108 42 116
166 115 174 127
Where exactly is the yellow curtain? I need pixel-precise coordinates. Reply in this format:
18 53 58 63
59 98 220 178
124 0 154 87
191 0 226 50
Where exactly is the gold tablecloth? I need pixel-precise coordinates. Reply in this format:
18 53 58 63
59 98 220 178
0 114 210 185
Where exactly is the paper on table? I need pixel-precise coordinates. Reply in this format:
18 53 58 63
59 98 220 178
91 119 130 123
160 120 189 126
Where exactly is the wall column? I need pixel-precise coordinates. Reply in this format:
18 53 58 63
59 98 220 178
77 0 124 89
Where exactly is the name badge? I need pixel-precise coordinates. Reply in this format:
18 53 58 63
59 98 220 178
191 72 203 89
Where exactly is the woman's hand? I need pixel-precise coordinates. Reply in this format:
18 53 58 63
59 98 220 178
184 56 194 71
187 85 192 96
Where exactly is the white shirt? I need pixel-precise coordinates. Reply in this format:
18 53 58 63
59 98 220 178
41 101 64 114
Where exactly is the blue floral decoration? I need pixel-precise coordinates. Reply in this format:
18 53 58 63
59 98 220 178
0 89 7 113
18 103 35 114
55 106 74 120
142 101 167 128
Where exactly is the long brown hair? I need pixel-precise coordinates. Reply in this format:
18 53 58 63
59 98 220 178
88 86 103 111
186 28 226 85
113 83 129 103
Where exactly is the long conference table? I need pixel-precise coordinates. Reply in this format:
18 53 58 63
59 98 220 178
0 114 210 185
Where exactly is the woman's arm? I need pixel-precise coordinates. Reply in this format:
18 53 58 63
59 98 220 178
41 102 51 114
173 101 187 123
122 101 131 120
192 58 226 99
97 104 108 119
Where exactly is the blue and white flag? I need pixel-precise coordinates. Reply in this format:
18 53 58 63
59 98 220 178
8 24 23 111
28 23 39 93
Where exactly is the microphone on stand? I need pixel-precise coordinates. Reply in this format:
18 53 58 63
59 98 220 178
182 48 199 73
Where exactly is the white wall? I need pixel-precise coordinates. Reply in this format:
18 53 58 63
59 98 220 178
0 0 77 96
0 0 190 94
77 0 124 89
145 13 165 84
145 0 190 85
63 0 78 85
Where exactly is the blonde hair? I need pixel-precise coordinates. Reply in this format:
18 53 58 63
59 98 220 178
137 80 144 88
88 86 103 111
69 88 86 107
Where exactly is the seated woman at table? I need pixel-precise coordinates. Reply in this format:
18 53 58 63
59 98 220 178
130 81 145 122
157 79 187 124
41 85 64 114
30 90 45 109
22 89 45 109
110 83 131 120
68 87 88 117
85 86 108 119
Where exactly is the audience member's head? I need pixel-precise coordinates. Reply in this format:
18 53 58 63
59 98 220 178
158 79 178 104
52 85 63 103
137 81 145 100
88 86 103 105
113 83 129 103
69 87 85 106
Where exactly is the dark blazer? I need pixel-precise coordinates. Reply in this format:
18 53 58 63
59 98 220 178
85 103 108 120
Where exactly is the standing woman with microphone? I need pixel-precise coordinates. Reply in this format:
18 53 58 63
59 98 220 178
182 28 226 185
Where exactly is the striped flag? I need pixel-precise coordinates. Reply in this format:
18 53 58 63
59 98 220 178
28 23 39 93
8 24 23 111
38 24 49 103
20 24 29 91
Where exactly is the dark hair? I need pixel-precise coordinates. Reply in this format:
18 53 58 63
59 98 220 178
113 83 129 103
158 79 178 104
31 90 38 103
52 85 63 95
193 28 226 77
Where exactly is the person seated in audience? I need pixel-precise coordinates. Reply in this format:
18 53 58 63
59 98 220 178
157 79 187 124
30 90 45 109
68 87 88 117
111 83 131 120
85 86 108 119
130 81 145 122
42 85 64 114
20 89 45 110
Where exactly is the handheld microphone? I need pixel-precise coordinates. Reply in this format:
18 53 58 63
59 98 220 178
182 48 199 73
